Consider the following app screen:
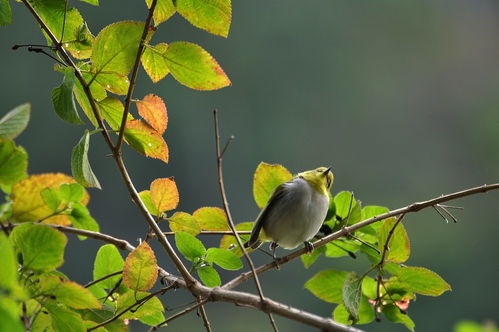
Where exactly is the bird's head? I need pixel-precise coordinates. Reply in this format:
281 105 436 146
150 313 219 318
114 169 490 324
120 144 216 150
299 166 334 195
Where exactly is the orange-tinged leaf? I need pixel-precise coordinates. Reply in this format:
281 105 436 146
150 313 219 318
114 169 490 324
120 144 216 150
136 94 167 134
150 177 179 213
253 162 292 209
141 43 170 83
123 242 158 291
11 173 89 225
124 119 168 163
193 207 229 231
169 211 200 235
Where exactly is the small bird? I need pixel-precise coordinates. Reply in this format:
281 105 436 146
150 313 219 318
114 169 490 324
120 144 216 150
244 166 333 257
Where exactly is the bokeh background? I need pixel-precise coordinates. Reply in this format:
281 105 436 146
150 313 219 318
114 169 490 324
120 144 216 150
2 0 499 331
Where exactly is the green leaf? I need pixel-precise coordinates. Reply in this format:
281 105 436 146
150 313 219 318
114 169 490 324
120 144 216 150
139 310 166 326
301 245 326 268
378 217 410 263
454 321 496 332
219 221 253 256
361 205 389 220
80 0 99 6
96 96 130 131
361 276 377 299
79 308 127 332
69 202 99 238
175 231 206 261
169 211 201 235
123 242 158 291
193 207 229 231
0 233 21 296
382 304 415 332
197 265 221 287
145 0 175 26
59 183 85 203
117 291 164 320
176 0 231 37
44 303 86 332
253 162 292 209
164 42 231 90
333 296 375 325
138 190 160 216
71 130 101 189
124 119 169 163
94 72 130 95
397 266 451 296
0 140 28 186
52 68 84 125
0 103 30 139
71 22 95 59
334 191 357 220
324 240 360 258
40 276 100 309
41 187 62 212
304 270 349 304
9 223 67 272
93 244 124 290
92 21 146 76
0 306 23 332
142 43 170 83
0 0 12 26
205 248 242 270
342 273 362 322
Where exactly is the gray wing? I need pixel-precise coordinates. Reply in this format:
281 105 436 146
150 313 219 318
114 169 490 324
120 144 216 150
244 180 293 249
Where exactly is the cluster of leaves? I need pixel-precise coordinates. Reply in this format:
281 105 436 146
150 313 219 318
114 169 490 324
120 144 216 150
243 162 452 331
5 0 231 189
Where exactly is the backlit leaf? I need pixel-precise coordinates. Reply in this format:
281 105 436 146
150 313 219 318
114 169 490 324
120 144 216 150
197 265 221 287
141 43 169 83
68 202 99 239
253 162 292 209
92 21 146 76
40 276 100 309
0 140 28 186
145 0 175 26
150 177 178 213
305 270 349 304
94 72 130 95
138 190 160 216
96 96 131 131
378 217 410 263
123 242 158 291
0 103 30 139
396 266 451 296
205 247 242 270
124 119 168 163
0 0 12 26
164 42 230 90
342 273 362 322
301 245 326 268
9 223 67 272
176 0 231 37
193 206 228 231
333 296 375 325
11 173 89 224
0 233 20 295
117 291 164 320
93 244 124 290
136 94 167 134
169 211 201 235
382 304 415 332
175 231 206 261
219 222 253 256
45 303 86 332
71 131 101 189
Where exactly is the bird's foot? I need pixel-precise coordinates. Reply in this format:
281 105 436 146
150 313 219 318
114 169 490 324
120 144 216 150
269 242 280 270
304 241 314 254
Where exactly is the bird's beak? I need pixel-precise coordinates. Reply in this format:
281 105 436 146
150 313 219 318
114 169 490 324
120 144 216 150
323 167 332 175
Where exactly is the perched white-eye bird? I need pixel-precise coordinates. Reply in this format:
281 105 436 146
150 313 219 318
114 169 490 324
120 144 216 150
244 167 334 256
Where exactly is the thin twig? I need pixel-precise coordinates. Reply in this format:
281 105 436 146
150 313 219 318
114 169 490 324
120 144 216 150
115 0 158 152
161 230 252 236
84 271 122 288
346 233 380 254
150 299 208 331
222 183 499 290
432 205 450 223
196 296 212 332
436 204 459 223
213 109 279 331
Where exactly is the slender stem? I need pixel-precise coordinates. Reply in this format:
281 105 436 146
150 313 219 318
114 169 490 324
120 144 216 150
161 230 252 236
115 0 158 152
222 183 499 290
151 300 208 331
84 271 122 288
213 110 279 331
196 296 212 332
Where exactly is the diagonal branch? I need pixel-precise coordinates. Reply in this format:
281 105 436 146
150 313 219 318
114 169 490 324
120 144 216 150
20 0 197 287
222 183 499 290
115 0 158 152
213 110 279 331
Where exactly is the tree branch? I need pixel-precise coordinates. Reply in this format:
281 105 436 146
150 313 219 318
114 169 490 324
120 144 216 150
213 110 279 331
222 183 499 290
115 0 158 152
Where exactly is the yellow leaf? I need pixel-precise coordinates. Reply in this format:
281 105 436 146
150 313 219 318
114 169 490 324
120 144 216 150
136 94 167 134
11 173 89 225
150 177 179 213
123 242 158 291
193 207 229 231
169 211 200 235
124 119 168 163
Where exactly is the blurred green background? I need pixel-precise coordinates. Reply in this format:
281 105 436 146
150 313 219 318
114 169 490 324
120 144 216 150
2 0 499 331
